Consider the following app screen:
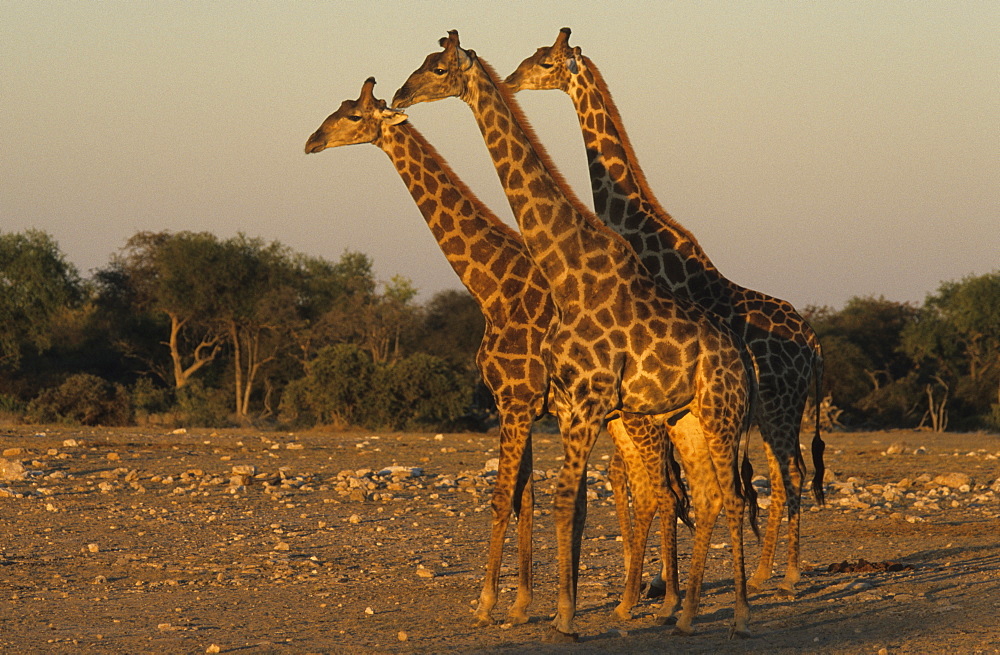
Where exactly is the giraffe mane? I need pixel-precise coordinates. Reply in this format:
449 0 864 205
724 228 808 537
403 120 521 242
477 57 610 234
583 55 706 253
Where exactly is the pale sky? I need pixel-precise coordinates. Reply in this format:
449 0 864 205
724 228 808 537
2 1 997 310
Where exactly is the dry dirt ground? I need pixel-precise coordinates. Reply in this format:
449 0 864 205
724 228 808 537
1 424 999 654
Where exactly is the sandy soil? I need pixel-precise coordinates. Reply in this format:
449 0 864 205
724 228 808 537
1 424 999 654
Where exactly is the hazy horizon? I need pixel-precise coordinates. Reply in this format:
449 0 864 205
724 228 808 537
3 2 997 310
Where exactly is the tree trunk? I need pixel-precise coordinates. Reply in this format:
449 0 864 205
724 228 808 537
230 321 245 419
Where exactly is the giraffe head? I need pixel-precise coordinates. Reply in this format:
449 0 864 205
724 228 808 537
392 30 476 108
304 77 407 154
505 27 582 93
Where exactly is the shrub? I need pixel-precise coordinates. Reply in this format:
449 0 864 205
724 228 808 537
174 379 231 427
279 344 377 428
381 353 470 431
27 373 133 426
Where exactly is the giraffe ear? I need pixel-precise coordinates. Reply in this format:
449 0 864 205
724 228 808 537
381 108 408 126
457 46 474 71
566 57 579 75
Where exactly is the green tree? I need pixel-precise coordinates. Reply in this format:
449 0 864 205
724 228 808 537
211 234 299 421
287 250 378 370
903 271 1000 428
0 230 83 369
805 297 921 425
415 289 485 370
95 231 227 389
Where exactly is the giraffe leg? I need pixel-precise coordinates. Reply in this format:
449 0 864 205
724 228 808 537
673 487 720 636
778 433 804 598
546 417 601 642
665 415 719 635
748 439 781 595
717 449 751 639
652 422 683 622
694 414 751 639
607 438 633 574
606 418 655 621
508 436 535 624
474 413 531 627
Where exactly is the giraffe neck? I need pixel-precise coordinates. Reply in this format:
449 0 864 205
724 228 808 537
571 58 734 313
463 58 641 307
376 121 526 322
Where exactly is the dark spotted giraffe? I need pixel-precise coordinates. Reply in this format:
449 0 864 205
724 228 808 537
507 27 826 597
393 31 758 640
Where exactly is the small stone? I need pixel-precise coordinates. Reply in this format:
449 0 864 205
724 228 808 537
87 543 100 553
397 631 408 642
349 514 361 524
417 567 435 579
934 473 972 488
0 459 26 481
274 542 290 551
364 607 374 615
886 443 906 455
206 645 221 654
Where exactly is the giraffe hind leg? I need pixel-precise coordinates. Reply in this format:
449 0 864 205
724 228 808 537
508 435 535 624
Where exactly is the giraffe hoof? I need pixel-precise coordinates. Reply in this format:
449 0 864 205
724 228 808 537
729 626 753 640
544 626 579 643
653 614 678 626
506 611 529 626
775 587 796 599
671 626 694 637
472 613 495 628
746 582 762 595
611 606 632 621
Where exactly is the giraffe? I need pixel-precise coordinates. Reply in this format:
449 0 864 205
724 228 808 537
506 27 827 597
302 78 683 628
393 31 758 640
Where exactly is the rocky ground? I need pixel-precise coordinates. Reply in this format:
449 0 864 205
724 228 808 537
1 424 999 654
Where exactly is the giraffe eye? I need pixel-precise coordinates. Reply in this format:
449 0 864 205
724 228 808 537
432 67 447 75
346 115 362 122
540 63 554 69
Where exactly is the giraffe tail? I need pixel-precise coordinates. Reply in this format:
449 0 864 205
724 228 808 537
740 345 760 541
741 432 760 541
667 442 694 530
810 348 827 506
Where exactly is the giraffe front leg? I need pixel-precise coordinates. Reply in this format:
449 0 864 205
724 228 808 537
473 420 529 627
545 421 601 643
652 500 681 624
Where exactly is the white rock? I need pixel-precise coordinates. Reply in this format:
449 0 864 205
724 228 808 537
0 459 25 481
934 473 972 488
